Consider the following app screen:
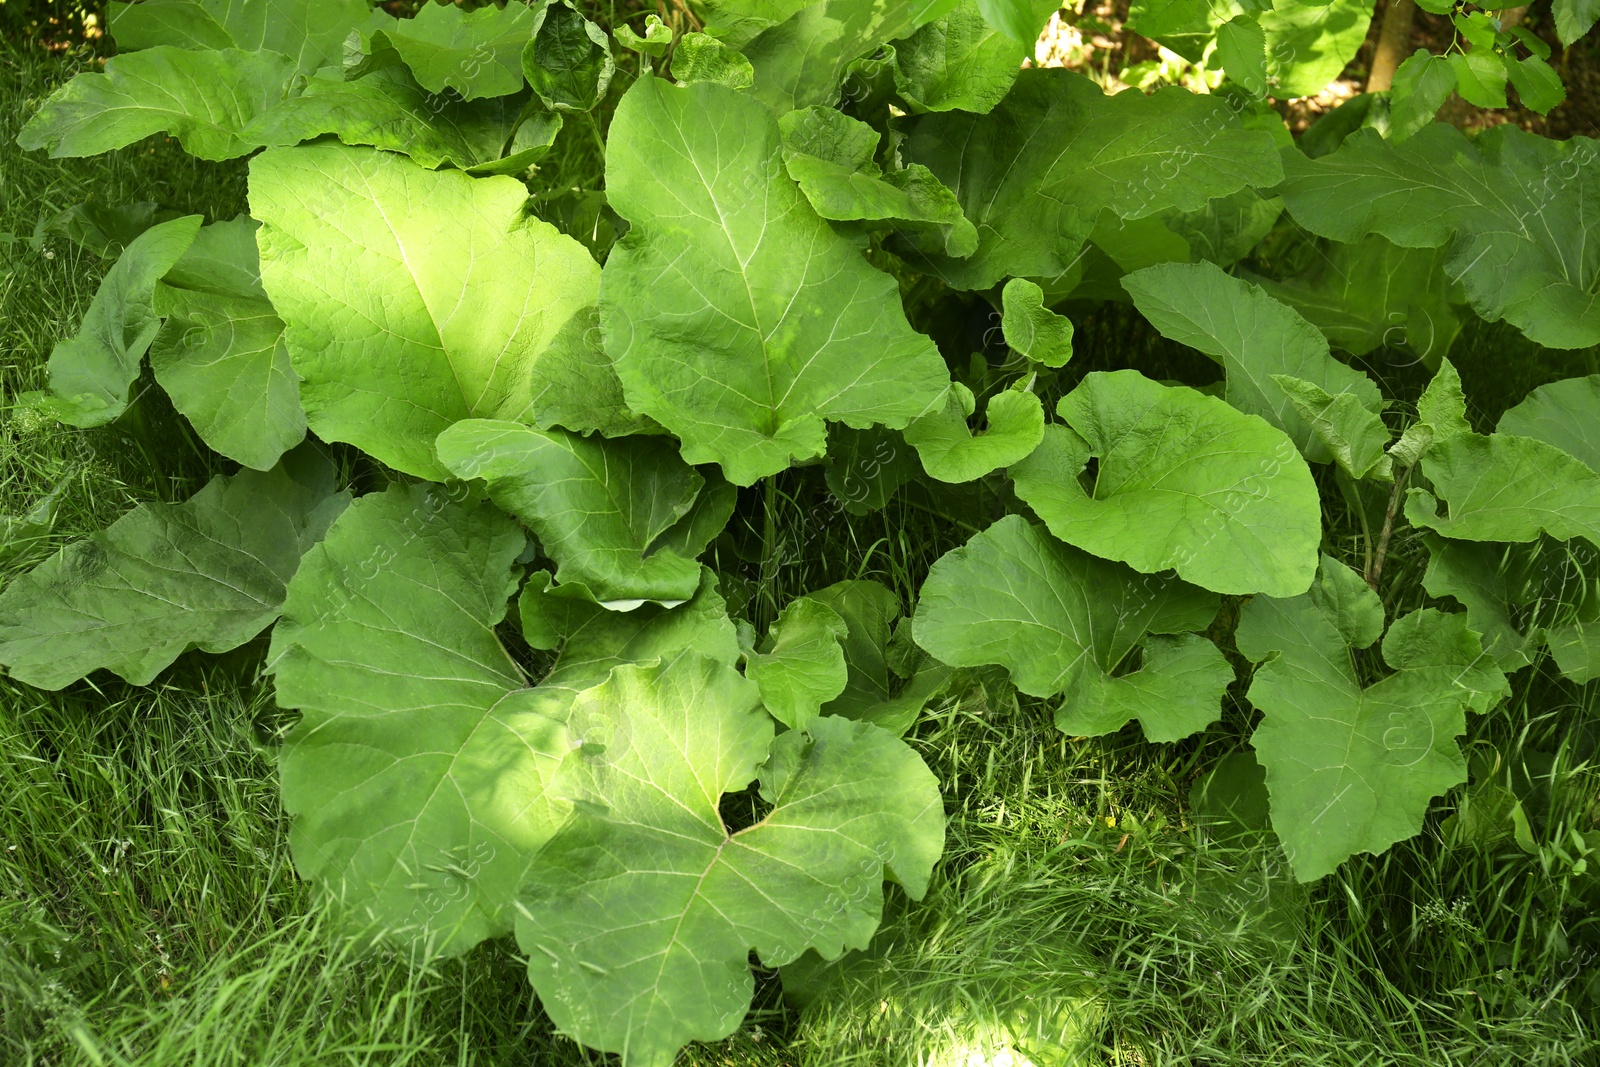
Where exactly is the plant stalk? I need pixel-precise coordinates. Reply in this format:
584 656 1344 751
1366 465 1411 592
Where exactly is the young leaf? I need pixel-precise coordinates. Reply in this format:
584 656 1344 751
615 15 673 58
902 382 1045 483
897 68 1284 289
599 76 950 486
1281 124 1600 350
804 580 951 735
31 214 201 427
517 666 943 1067
524 1 615 112
745 598 851 727
1506 54 1566 116
892 0 1030 114
17 47 291 160
0 445 348 690
250 143 612 480
361 2 540 100
1000 278 1074 368
912 515 1228 740
36 199 177 259
1239 568 1508 882
268 484 569 956
670 32 756 88
1449 50 1508 109
1388 49 1455 140
1271 374 1393 481
149 217 307 471
1122 261 1384 464
1389 357 1470 468
1215 15 1267 98
521 567 742 692
1408 371 1600 548
1011 372 1321 597
435 420 713 609
778 106 978 257
1553 0 1599 45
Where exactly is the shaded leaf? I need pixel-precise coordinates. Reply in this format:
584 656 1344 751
435 420 713 609
892 0 1029 114
107 0 370 73
362 2 539 100
1122 260 1384 464
525 1 615 112
31 214 201 426
778 105 977 257
149 217 306 470
897 68 1283 289
1389 50 1455 140
0 446 348 690
1239 571 1508 881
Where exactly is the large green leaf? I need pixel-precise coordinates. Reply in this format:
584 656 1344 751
1126 0 1239 62
705 0 961 112
1259 0 1377 98
913 516 1227 740
517 658 943 1067
1239 562 1508 882
902 382 1044 483
269 484 570 956
892 0 1031 113
250 143 615 480
253 63 561 173
1246 234 1461 361
1405 434 1600 548
149 218 306 471
1280 124 1600 349
1122 261 1384 464
17 47 292 160
599 76 950 486
0 446 348 690
1011 371 1321 597
107 0 370 73
897 68 1283 289
435 420 722 608
777 106 977 257
1497 375 1600 473
362 2 540 100
31 214 201 427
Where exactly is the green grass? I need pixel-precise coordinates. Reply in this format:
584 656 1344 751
2 28 1598 1067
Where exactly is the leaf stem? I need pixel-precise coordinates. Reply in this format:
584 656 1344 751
1366 465 1412 593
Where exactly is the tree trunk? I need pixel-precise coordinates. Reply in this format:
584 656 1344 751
1367 0 1418 92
